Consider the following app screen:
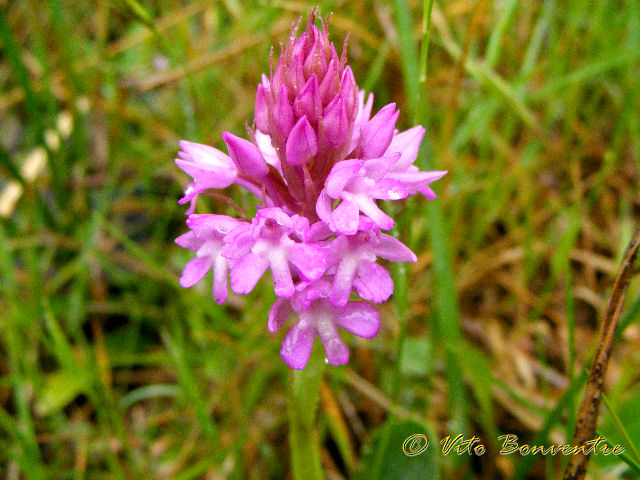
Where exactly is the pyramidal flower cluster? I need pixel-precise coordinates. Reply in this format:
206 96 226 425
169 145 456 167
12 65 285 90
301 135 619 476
175 10 446 369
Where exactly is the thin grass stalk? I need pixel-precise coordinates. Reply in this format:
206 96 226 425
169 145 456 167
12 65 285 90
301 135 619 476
563 228 640 480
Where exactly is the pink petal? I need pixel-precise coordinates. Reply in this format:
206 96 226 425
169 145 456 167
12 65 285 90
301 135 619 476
353 261 393 303
386 169 448 187
305 221 333 242
229 253 269 294
315 189 334 229
175 142 237 187
212 255 229 304
175 231 200 251
368 178 409 201
319 59 338 103
375 234 417 263
330 256 358 307
362 154 398 181
332 199 360 235
322 94 348 148
256 207 294 228
268 298 292 333
255 84 269 133
360 103 398 159
180 256 213 288
349 90 374 153
221 224 254 260
286 115 318 166
316 316 349 366
340 66 357 119
294 75 321 123
255 131 281 172
269 250 295 298
295 279 333 308
335 302 380 339
187 214 240 236
222 132 269 178
288 243 327 282
417 184 437 199
275 85 294 138
385 126 425 170
174 159 236 188
280 322 316 370
324 159 362 198
354 197 394 230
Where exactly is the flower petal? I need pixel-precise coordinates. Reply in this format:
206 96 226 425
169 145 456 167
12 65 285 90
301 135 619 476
280 321 316 370
353 261 393 303
212 255 229 304
221 224 254 260
315 189 334 229
294 75 321 123
180 256 213 288
187 214 240 236
362 154 398 181
175 231 200 251
275 85 295 138
322 94 348 148
268 250 295 298
305 221 333 242
255 131 281 172
288 243 327 282
286 115 318 166
268 298 292 333
222 132 269 177
330 256 358 306
368 178 409 201
175 141 237 188
360 103 399 159
255 84 269 133
316 315 349 366
230 252 269 294
335 302 380 339
354 197 394 230
324 159 362 198
332 199 360 235
385 125 425 171
375 233 417 262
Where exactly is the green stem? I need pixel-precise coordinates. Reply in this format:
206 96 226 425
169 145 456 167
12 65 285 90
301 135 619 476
288 346 326 480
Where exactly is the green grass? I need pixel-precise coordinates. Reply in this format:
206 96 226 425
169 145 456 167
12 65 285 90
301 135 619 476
1 1 640 479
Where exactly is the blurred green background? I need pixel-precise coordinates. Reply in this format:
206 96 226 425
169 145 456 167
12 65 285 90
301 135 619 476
1 0 639 478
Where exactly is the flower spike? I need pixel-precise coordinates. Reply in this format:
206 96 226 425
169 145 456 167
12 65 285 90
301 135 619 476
174 8 446 369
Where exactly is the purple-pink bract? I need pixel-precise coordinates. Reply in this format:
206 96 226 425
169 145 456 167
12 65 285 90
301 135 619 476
174 9 446 369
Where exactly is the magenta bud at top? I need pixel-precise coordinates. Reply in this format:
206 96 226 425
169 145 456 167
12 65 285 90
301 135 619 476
286 116 318 166
286 56 306 94
294 75 322 124
319 58 338 104
222 131 269 178
322 94 348 148
275 85 295 138
255 84 269 133
360 103 399 159
340 67 357 120
303 29 328 78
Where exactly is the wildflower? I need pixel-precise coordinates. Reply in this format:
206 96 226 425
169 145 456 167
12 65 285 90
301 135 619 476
175 214 240 304
174 9 446 369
